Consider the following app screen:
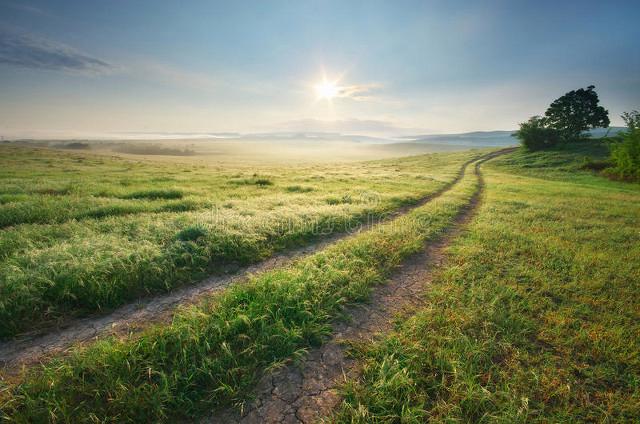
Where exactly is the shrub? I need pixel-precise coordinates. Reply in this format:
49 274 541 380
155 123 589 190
513 116 561 151
609 129 640 181
580 158 611 171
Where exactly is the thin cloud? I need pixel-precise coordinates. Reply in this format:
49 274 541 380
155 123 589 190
0 30 113 74
335 83 382 101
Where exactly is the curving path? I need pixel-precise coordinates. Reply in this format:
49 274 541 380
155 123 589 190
0 154 490 374
207 150 513 424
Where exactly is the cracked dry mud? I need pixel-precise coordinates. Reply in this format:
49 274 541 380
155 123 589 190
0 156 480 374
205 152 507 424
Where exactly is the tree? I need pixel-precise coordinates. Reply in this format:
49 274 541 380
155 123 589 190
621 110 640 131
513 116 561 151
544 85 610 141
609 129 640 180
608 110 640 181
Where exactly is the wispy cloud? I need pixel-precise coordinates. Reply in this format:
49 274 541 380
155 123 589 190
335 83 382 101
0 30 113 74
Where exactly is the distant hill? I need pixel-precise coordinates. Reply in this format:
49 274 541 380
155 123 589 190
403 127 627 148
405 130 517 147
6 127 626 148
588 127 626 137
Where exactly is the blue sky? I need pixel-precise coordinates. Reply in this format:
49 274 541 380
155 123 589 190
1 0 639 138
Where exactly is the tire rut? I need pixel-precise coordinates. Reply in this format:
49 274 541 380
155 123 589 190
0 154 491 375
206 150 512 424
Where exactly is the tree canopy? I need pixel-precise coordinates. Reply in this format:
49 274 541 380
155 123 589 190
544 85 610 140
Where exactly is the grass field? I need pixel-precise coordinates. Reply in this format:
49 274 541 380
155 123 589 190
335 140 640 422
1 141 638 423
0 149 486 421
0 146 480 338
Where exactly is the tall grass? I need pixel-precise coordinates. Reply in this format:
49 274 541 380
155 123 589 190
0 147 481 338
334 146 640 423
0 157 482 422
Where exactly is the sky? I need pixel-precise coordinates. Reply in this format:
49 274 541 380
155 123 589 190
0 0 639 138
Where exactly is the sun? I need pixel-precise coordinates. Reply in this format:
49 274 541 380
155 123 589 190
314 79 339 100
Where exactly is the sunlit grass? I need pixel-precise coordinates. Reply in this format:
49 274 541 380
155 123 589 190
0 146 480 337
334 143 640 422
0 153 483 422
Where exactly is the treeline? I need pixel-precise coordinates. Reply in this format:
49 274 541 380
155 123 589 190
513 85 639 181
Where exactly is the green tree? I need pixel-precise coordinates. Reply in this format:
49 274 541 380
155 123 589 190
610 129 640 180
609 110 640 181
513 116 561 151
544 85 610 141
621 110 640 131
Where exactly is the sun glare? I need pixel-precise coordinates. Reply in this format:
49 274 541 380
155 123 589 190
314 79 339 100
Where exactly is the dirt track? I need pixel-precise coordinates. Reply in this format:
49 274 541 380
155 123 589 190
206 151 512 423
0 153 492 374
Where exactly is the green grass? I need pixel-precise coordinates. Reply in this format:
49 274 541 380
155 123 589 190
334 144 640 423
0 146 481 338
119 189 184 200
0 154 485 422
492 138 613 182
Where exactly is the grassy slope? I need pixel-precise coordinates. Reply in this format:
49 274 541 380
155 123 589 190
0 155 485 422
0 147 481 338
335 141 640 422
